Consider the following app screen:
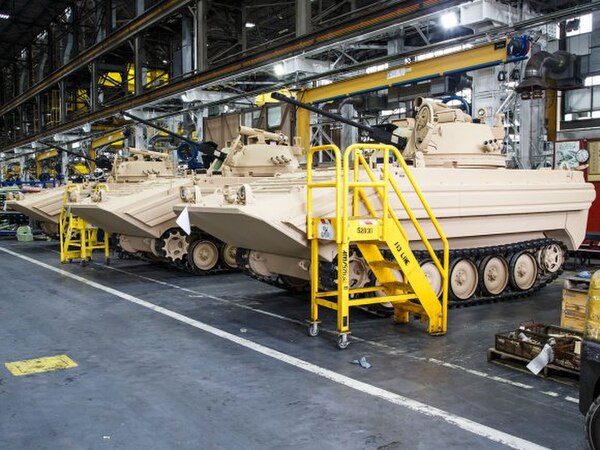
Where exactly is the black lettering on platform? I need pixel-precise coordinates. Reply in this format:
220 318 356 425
393 241 411 266
341 250 349 286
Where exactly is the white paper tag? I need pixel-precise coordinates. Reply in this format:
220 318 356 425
526 343 554 375
317 219 335 240
176 206 191 235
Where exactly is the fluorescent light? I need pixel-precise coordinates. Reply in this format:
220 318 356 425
273 63 285 76
0 13 10 19
440 12 458 29
245 22 255 28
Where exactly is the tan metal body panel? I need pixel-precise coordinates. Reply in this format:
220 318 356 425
70 175 255 238
6 185 66 225
67 127 303 254
176 167 595 280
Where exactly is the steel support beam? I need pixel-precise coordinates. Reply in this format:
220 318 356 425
182 15 194 75
58 81 67 124
134 36 144 95
0 0 192 118
296 0 312 37
36 95 43 133
90 60 99 111
3 0 595 153
195 0 208 72
135 0 146 96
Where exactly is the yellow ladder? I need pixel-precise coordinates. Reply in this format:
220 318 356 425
307 143 449 349
59 184 110 265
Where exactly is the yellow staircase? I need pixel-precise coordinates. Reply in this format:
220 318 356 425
59 184 110 265
306 143 449 349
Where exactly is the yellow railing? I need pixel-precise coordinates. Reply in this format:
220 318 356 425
345 144 448 276
306 144 343 243
306 143 449 313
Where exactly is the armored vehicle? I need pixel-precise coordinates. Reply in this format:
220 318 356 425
68 127 303 273
176 96 595 306
6 183 93 236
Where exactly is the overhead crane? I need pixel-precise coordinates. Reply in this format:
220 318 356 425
295 38 528 147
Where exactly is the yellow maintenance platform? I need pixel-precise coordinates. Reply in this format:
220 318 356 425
306 144 449 349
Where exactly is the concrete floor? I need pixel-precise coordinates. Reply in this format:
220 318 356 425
0 240 589 449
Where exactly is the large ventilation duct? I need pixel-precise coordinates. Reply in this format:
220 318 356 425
516 50 583 99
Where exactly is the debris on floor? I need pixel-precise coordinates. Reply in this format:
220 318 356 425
351 356 372 369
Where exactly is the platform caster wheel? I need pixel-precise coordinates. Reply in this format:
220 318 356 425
337 334 350 350
80 259 89 267
307 323 320 337
105 257 111 266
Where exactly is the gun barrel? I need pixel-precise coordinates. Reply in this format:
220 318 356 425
239 126 286 142
129 147 169 159
121 110 198 148
271 92 404 148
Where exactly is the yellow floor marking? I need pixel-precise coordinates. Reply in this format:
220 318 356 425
5 354 78 376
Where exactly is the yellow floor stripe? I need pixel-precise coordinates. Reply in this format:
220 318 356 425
5 354 78 376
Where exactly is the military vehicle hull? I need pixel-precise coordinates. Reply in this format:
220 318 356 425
68 127 304 272
69 176 250 269
176 167 595 303
70 178 191 239
6 184 72 235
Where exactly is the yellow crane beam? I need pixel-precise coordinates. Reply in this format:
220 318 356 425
296 39 526 148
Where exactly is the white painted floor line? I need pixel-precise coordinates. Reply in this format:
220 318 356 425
565 396 579 404
542 391 560 398
427 358 533 390
2 246 548 450
92 259 543 388
46 248 577 403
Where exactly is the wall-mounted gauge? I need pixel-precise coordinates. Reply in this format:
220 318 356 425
577 148 590 163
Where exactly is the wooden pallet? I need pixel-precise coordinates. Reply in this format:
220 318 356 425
487 347 579 384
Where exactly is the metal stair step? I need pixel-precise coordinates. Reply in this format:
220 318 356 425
380 281 411 291
369 260 401 269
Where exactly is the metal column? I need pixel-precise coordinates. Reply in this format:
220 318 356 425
61 145 69 183
134 0 146 96
182 15 193 75
134 36 144 95
90 60 99 111
58 80 67 124
296 0 312 37
194 0 208 72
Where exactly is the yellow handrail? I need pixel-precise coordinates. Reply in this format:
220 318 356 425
342 144 449 302
306 145 342 243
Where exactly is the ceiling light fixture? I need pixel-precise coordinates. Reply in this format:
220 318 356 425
245 22 256 28
440 11 458 29
0 13 10 19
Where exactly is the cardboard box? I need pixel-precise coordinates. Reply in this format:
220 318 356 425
561 277 589 333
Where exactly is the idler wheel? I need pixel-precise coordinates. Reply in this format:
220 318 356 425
420 260 443 297
188 240 219 271
538 243 564 274
221 243 238 269
160 230 189 262
449 258 478 300
509 251 538 291
479 256 509 296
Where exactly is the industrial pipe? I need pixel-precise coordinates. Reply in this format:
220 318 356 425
516 50 571 98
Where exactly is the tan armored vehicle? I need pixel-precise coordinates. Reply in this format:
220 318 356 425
6 183 94 236
175 97 596 305
5 148 178 237
68 127 303 272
